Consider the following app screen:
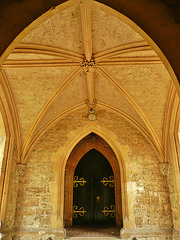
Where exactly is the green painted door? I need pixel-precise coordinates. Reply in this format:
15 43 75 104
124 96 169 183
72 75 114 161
73 149 116 225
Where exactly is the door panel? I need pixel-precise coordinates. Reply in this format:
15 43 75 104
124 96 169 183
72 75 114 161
73 149 116 226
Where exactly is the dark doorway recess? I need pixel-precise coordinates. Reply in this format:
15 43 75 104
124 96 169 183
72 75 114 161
73 149 116 226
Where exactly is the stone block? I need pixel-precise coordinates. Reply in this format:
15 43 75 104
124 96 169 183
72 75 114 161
135 217 144 227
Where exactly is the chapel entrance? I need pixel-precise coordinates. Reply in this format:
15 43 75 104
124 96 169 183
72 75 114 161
73 149 116 226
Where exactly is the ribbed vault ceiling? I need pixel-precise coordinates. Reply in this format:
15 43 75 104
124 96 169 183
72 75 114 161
2 1 173 162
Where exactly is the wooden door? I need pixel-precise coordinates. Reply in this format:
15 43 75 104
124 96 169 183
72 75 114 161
73 149 116 225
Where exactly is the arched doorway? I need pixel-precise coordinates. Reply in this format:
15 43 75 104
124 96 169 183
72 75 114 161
64 133 123 227
73 149 116 226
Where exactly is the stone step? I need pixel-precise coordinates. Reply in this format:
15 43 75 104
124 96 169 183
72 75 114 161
65 238 120 240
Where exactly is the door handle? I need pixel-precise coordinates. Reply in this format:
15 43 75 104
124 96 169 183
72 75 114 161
96 196 100 202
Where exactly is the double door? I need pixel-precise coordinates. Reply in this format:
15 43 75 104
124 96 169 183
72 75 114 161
73 149 116 225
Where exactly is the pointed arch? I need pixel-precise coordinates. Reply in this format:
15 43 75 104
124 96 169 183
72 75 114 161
167 89 180 228
49 124 132 230
64 133 122 226
0 70 19 227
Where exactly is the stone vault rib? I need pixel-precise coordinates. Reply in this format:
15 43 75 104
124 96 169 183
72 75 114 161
20 102 85 163
80 1 92 61
97 56 161 65
20 67 82 163
13 43 84 61
3 59 80 68
97 66 165 161
20 99 163 164
80 1 95 105
98 100 161 159
94 42 152 62
3 56 160 69
162 83 178 162
0 70 21 160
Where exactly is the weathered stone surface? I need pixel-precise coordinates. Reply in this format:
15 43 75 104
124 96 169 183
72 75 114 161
3 145 19 232
0 2 179 239
11 108 173 237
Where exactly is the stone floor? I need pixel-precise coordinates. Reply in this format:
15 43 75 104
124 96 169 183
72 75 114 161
65 226 120 238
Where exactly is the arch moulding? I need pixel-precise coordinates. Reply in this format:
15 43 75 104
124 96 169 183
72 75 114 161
49 124 133 231
64 136 122 227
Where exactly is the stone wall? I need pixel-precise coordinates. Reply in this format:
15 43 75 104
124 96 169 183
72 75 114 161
168 161 179 240
3 144 19 235
13 109 88 239
132 163 172 228
167 145 180 240
98 110 173 239
12 107 173 239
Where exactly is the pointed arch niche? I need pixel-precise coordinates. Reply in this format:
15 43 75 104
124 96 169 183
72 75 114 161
64 133 122 227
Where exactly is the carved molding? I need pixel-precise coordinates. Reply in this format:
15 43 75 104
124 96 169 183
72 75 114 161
0 71 20 157
16 163 26 177
3 59 79 68
94 41 151 61
80 2 92 61
81 58 97 103
86 99 97 110
80 58 97 73
98 56 160 65
159 163 169 175
3 56 160 69
13 43 83 60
